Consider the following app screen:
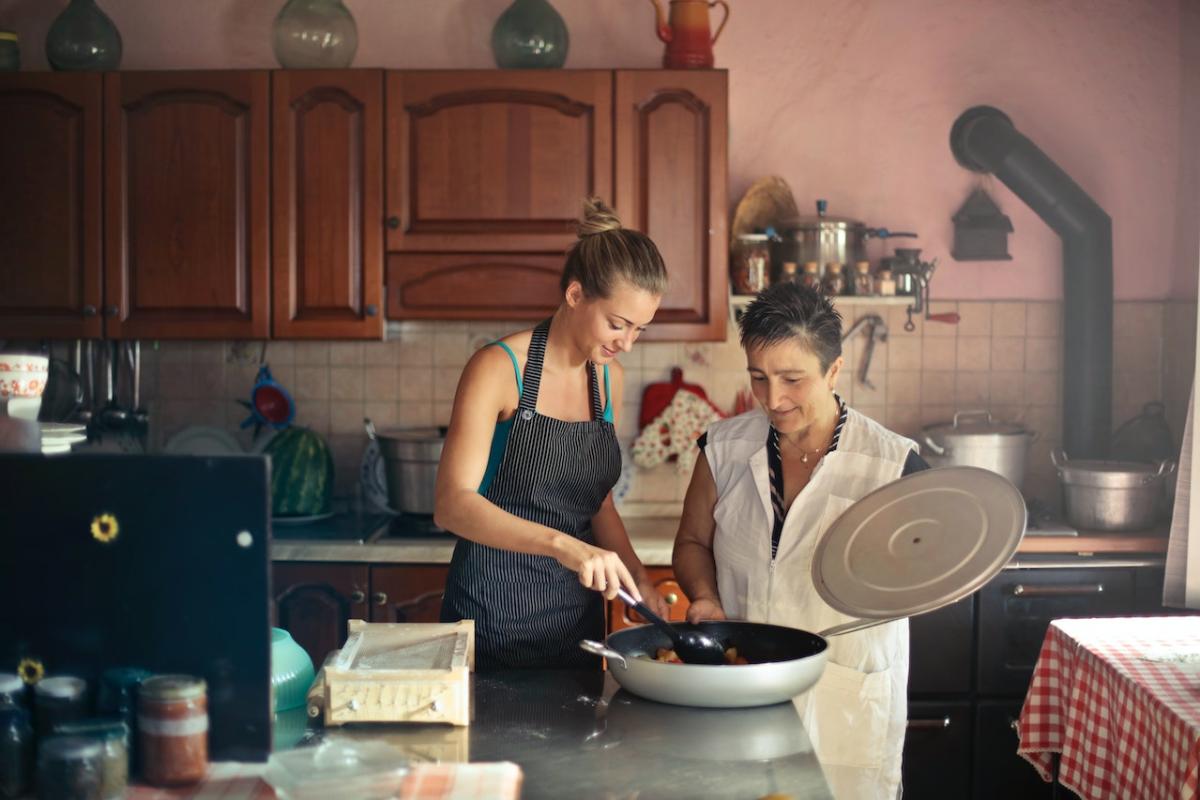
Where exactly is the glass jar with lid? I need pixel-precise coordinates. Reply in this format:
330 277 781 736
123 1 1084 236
34 676 87 739
37 736 103 800
852 261 873 296
875 269 896 297
799 261 821 291
822 262 846 296
0 701 33 799
778 261 799 284
139 675 208 786
730 234 771 294
53 720 129 800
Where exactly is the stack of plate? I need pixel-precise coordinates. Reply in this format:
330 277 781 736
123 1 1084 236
40 422 87 455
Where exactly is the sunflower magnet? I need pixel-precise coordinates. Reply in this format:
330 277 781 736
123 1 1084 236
17 658 44 685
90 513 119 544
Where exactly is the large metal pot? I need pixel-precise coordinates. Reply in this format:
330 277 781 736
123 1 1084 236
1052 451 1176 531
922 410 1035 488
366 423 445 515
771 200 916 278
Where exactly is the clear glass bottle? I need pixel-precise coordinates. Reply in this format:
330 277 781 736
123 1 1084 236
37 736 103 800
853 261 873 296
53 720 129 800
822 262 846 296
876 269 896 297
799 261 821 291
273 0 358 69
45 0 122 71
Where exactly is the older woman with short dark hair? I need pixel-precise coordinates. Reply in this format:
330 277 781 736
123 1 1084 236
672 282 927 800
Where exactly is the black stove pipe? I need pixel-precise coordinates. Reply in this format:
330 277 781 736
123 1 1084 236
950 106 1112 459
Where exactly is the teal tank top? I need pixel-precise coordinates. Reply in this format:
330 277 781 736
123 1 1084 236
478 341 612 495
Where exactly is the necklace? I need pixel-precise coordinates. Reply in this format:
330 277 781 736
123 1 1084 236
778 431 831 464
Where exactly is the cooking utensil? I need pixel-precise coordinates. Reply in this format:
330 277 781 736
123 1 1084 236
240 364 295 433
614 587 725 665
922 410 1036 488
893 249 961 331
583 466 1026 708
365 421 445 515
842 314 887 390
1052 450 1175 531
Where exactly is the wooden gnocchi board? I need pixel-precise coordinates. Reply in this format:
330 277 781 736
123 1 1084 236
318 619 474 727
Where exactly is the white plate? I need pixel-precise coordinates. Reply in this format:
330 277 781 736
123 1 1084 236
360 439 396 514
39 422 86 438
41 443 74 455
273 511 336 526
164 426 245 456
42 432 87 446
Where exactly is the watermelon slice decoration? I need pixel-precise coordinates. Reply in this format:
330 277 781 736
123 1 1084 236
263 426 334 517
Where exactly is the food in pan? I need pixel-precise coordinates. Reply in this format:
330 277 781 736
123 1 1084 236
648 646 750 665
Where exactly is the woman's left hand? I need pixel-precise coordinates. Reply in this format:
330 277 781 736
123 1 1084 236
634 575 670 619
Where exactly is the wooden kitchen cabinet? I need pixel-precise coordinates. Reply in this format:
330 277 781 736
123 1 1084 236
609 567 691 631
0 73 104 339
368 565 448 624
104 71 271 339
272 562 370 668
615 71 729 341
272 70 384 340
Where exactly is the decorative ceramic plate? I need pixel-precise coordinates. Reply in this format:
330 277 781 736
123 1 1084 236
812 466 1026 620
360 439 395 514
164 426 244 456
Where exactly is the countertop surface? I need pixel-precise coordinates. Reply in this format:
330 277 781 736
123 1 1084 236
271 513 1169 565
303 669 834 800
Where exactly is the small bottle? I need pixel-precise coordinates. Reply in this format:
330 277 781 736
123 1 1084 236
800 261 821 291
853 261 873 296
822 262 846 296
779 261 799 284
876 269 896 297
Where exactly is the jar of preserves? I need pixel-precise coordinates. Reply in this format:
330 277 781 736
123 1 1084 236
37 736 103 800
799 261 821 291
34 676 87 739
822 262 846 296
852 261 873 296
730 234 771 294
139 675 208 786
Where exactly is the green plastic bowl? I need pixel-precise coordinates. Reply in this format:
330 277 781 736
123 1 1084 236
271 628 315 712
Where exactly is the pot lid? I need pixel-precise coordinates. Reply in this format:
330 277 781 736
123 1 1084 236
812 467 1026 620
924 410 1028 438
1055 456 1171 488
779 214 864 231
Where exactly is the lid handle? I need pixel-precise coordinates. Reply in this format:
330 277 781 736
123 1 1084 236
922 435 946 456
1051 449 1068 469
953 409 993 428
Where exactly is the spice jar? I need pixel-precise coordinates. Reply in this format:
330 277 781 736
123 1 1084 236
34 676 87 739
730 234 771 294
852 261 873 296
876 269 896 297
139 675 208 786
37 736 103 800
822 262 846 296
778 261 799 284
799 261 821 291
0 703 33 799
54 720 129 800
98 667 150 775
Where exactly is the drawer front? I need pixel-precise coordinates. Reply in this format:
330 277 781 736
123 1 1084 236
908 595 974 695
902 701 972 800
973 700 1053 800
978 567 1135 695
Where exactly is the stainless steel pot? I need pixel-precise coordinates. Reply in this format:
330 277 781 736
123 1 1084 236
365 421 445 515
771 200 916 279
1052 450 1176 531
922 410 1035 488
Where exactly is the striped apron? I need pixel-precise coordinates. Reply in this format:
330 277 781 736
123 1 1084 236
440 320 621 670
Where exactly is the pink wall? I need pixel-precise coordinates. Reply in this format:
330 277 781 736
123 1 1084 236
5 0 1193 300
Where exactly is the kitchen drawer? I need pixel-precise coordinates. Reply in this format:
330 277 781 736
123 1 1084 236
908 595 974 695
902 701 971 800
973 700 1056 800
978 567 1134 695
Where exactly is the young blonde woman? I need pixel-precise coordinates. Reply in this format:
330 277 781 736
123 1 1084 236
434 198 669 669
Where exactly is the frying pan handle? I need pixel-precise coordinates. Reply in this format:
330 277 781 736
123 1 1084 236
579 640 627 670
818 617 900 638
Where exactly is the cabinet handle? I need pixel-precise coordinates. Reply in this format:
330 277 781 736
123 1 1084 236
1009 717 1020 733
82 305 97 317
1010 583 1104 597
372 591 388 606
365 304 378 317
907 716 951 730
349 590 365 604
386 216 400 230
104 305 119 318
664 592 679 605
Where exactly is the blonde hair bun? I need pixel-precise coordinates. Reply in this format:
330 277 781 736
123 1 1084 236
577 196 622 237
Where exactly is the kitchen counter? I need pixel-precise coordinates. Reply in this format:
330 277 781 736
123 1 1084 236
271 514 1168 565
301 670 833 800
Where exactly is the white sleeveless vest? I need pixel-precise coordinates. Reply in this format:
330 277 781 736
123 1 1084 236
704 407 916 800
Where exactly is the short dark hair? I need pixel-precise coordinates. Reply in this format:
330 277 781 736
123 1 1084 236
738 283 843 373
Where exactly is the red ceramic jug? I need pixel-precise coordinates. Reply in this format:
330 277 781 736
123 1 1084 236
649 0 730 69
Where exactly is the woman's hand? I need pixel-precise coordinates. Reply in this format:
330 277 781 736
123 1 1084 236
633 574 670 619
686 597 727 624
553 536 640 601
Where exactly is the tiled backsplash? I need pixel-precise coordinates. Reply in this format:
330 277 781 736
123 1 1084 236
134 300 1196 514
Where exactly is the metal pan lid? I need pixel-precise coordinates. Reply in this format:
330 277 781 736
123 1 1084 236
812 467 1026 620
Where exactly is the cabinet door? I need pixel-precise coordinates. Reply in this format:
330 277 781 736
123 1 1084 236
273 563 370 667
369 565 448 623
615 71 728 341
384 71 612 254
908 595 974 695
105 71 270 339
974 701 1054 800
272 70 384 340
902 701 972 800
0 74 103 339
609 567 691 632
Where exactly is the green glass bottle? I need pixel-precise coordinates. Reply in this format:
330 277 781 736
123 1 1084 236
491 0 569 69
273 0 358 69
45 0 122 71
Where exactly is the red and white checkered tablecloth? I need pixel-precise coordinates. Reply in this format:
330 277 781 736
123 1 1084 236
1017 616 1200 800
